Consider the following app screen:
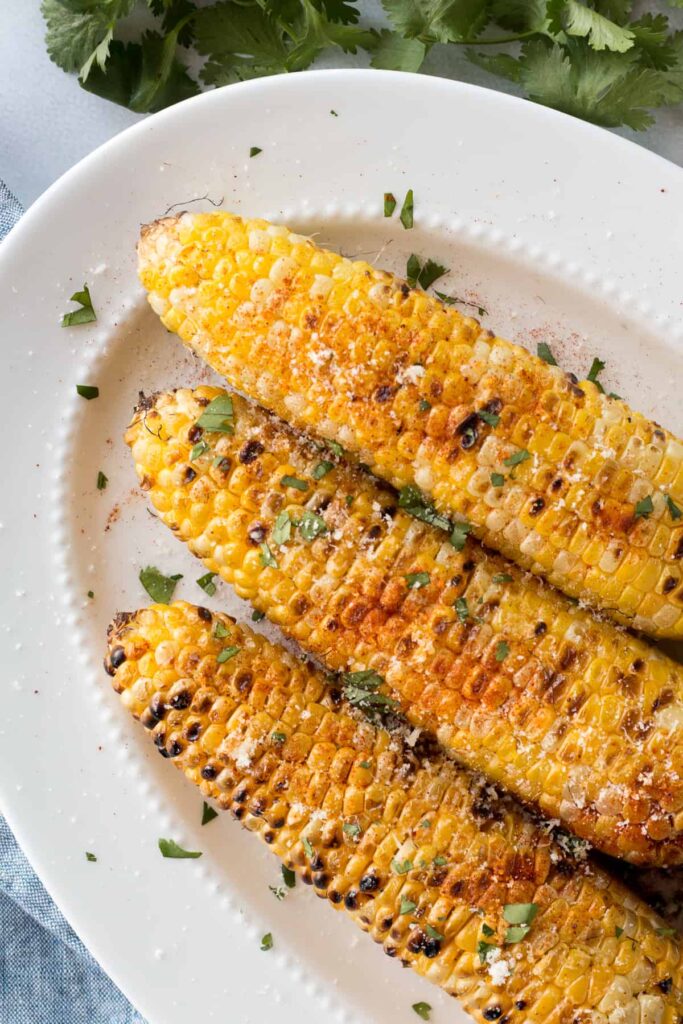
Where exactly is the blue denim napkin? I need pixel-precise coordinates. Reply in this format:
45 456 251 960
0 181 144 1024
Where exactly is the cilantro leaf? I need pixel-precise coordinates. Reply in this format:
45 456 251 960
634 495 654 519
195 1 289 83
158 838 202 858
82 32 198 112
548 0 635 52
42 0 135 77
61 284 96 327
406 254 448 290
382 0 489 43
139 565 182 604
537 341 558 365
371 30 427 71
201 801 218 825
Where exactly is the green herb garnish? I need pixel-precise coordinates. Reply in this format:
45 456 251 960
492 573 513 584
406 254 448 290
478 409 500 427
418 399 431 412
280 474 308 491
503 902 538 943
391 858 413 875
490 472 505 487
455 597 469 623
656 926 677 937
399 188 414 229
312 460 334 480
249 146 262 157
450 520 472 551
96 470 108 490
503 449 531 468
62 284 96 327
586 356 606 391
400 898 417 915
432 855 447 866
299 509 327 541
537 342 557 365
343 822 361 838
272 510 292 546
259 542 278 568
139 566 181 604
201 802 218 826
302 837 314 860
384 192 397 217
76 384 99 400
342 669 398 712
213 620 230 638
282 865 296 888
615 926 624 938
406 571 430 589
666 495 682 521
495 641 510 662
412 1004 431 1021
85 851 97 862
190 440 210 460
251 609 266 622
271 731 287 744
635 495 654 519
217 646 240 663
424 924 443 940
269 885 286 900
196 571 217 596
260 932 273 951
196 395 234 434
398 485 450 532
87 590 94 598
158 839 202 859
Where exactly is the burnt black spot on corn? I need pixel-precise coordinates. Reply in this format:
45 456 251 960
138 212 683 640
107 601 683 1020
126 388 683 867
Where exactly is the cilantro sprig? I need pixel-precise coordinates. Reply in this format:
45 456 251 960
41 1 683 131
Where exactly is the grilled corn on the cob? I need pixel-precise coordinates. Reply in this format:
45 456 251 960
138 212 683 640
127 387 683 866
105 601 683 1022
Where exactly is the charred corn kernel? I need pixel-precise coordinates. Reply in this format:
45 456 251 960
126 387 683 867
106 601 683 1021
138 212 683 639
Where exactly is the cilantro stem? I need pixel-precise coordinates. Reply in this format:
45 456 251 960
421 30 537 46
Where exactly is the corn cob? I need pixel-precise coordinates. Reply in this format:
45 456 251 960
105 600 683 1022
126 387 683 867
138 212 683 640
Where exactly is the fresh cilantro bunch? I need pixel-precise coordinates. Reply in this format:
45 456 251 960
42 0 683 130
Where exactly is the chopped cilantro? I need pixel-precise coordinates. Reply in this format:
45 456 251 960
400 897 417 915
405 571 430 589
302 837 314 860
615 926 624 938
299 509 327 541
424 924 443 941
478 408 500 427
450 520 472 551
260 932 273 951
343 822 361 838
271 731 287 744
398 485 450 532
330 110 338 117
87 590 94 599
312 460 334 480
217 645 240 663
432 855 447 866
399 188 414 229
490 472 505 487
213 620 230 639
495 640 510 662
666 495 682 521
342 669 398 712
251 609 266 622
418 399 431 412
391 858 413 875
326 439 344 458
482 923 495 937
359 760 372 769
635 495 654 519
345 494 354 507
249 146 262 157
62 284 96 327
259 542 278 568
201 802 218 826
85 851 97 862
656 926 677 937
282 865 296 888
537 342 557 365
76 384 99 400
412 1004 431 1021
406 254 448 290
196 571 217 596
269 885 286 900
384 192 397 217
158 838 202 859
503 902 538 942
419 820 431 829
587 356 606 391
492 573 513 584
190 439 210 460
139 566 181 604
272 510 292 546
455 597 469 623
196 395 234 434
280 474 308 491
96 470 108 490
503 449 531 468
477 940 498 963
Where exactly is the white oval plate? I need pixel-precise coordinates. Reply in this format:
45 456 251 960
1 69 682 1024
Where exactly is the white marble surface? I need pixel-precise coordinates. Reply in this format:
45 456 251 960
2 0 683 208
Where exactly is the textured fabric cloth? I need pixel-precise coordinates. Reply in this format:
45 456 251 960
0 183 145 1024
